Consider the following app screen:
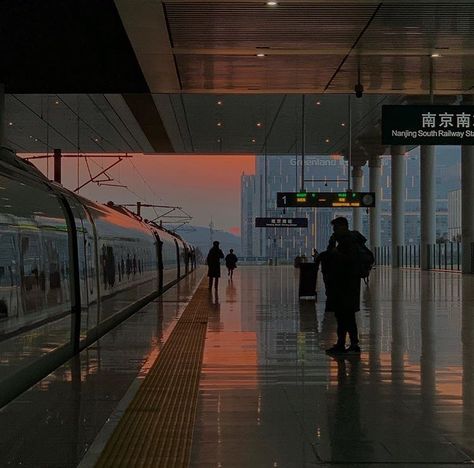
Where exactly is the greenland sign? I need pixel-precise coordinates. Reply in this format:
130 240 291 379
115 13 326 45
382 105 474 145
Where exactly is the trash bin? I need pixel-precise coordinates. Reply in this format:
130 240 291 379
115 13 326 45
298 263 317 300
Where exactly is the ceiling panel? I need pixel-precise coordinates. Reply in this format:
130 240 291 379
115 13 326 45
331 54 474 94
165 3 377 49
358 3 474 50
4 94 153 153
162 93 401 161
175 54 344 90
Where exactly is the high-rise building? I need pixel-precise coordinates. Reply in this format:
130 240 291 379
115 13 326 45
241 151 457 259
241 155 351 260
448 189 462 242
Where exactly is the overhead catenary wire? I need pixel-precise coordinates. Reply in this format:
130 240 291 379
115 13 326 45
127 157 165 220
87 94 134 151
17 93 147 202
179 94 195 152
168 95 190 152
103 95 146 152
11 94 78 148
55 95 117 151
13 94 187 218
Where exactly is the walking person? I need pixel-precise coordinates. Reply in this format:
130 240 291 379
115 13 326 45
206 241 224 289
225 249 238 280
322 217 363 355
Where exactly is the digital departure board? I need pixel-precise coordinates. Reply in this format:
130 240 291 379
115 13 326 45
276 192 376 208
255 217 308 228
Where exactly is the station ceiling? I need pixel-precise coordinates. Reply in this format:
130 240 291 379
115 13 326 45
2 1 473 161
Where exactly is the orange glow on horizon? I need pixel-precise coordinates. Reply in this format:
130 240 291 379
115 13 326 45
19 153 256 233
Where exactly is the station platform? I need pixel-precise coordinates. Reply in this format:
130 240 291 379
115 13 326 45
2 265 474 467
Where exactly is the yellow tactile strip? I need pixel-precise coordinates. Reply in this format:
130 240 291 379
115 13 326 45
96 279 210 468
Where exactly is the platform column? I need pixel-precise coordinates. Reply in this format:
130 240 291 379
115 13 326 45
369 155 382 250
391 145 406 267
462 96 474 273
0 83 4 147
420 145 436 270
352 165 363 232
53 148 62 184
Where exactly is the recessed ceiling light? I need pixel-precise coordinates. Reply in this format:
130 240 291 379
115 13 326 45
257 122 262 127
341 123 345 127
251 138 256 143
217 122 223 127
55 100 60 104
325 138 330 143
316 101 321 105
266 1 278 5
217 100 223 105
217 138 221 143
256 53 266 57
94 138 99 142
431 53 441 58
8 122 13 126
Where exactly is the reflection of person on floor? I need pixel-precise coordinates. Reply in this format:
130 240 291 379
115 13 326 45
206 241 224 289
322 217 361 355
226 279 237 303
225 249 238 280
329 356 369 463
207 287 221 331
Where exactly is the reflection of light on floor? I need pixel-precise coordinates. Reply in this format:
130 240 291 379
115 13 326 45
328 351 464 410
201 331 257 390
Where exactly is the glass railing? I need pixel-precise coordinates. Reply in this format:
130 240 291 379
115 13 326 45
397 244 421 268
375 243 462 271
374 246 391 266
427 242 462 271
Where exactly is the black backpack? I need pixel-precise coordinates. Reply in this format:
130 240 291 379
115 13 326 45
356 240 375 282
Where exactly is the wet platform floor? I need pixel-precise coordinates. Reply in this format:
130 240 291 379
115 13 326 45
3 265 474 467
0 270 203 467
190 266 474 467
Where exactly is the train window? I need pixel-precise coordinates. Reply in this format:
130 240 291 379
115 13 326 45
0 174 71 338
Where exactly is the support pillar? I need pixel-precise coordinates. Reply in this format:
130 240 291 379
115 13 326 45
352 165 363 232
369 156 382 249
461 95 474 273
0 83 4 147
53 148 62 184
391 145 406 267
420 145 436 270
462 140 474 273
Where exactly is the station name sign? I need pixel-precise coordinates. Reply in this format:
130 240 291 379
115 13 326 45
382 105 474 145
277 192 375 208
255 217 308 228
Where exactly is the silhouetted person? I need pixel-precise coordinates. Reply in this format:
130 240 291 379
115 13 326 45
206 241 224 289
322 217 362 355
312 248 319 263
225 249 238 280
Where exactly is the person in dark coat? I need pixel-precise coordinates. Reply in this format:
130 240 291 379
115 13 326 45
323 217 362 355
206 241 224 289
225 249 238 280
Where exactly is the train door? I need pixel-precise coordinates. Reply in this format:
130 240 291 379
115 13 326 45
154 232 164 291
174 239 180 280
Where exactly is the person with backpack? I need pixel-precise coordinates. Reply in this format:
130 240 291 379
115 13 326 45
322 216 373 356
225 249 238 280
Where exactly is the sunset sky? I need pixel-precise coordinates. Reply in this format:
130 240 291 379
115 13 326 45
30 154 256 235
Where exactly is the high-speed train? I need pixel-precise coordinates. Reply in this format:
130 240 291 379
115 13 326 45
0 147 195 348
